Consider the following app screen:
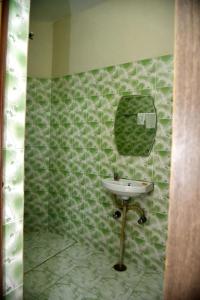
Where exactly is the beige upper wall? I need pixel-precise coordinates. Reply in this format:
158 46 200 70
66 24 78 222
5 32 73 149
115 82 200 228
28 0 174 77
52 16 70 77
66 0 174 75
27 21 53 77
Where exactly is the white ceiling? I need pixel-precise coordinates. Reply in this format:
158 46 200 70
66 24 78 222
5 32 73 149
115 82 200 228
30 0 106 22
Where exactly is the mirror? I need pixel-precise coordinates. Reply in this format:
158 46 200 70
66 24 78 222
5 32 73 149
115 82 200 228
114 95 157 156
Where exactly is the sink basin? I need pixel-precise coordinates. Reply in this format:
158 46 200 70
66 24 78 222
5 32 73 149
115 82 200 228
102 178 154 200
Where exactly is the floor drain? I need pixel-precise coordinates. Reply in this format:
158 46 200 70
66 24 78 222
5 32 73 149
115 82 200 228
113 263 127 272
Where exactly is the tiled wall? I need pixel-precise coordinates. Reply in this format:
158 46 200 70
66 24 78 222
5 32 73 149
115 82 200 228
24 78 51 232
25 54 173 272
3 0 30 298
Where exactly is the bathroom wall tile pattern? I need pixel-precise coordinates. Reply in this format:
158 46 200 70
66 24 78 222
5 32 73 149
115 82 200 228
25 54 173 273
24 190 49 232
3 0 30 298
24 77 51 232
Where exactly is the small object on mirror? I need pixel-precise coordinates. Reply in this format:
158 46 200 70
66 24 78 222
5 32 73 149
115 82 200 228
145 113 156 129
137 113 145 125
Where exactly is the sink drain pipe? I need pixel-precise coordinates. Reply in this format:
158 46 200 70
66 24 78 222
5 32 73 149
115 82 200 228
114 200 128 272
114 199 147 272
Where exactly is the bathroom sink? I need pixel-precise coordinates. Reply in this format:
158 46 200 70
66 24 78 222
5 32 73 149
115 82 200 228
102 178 154 200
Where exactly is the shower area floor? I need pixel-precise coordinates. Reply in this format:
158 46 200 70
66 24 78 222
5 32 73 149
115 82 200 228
24 232 163 300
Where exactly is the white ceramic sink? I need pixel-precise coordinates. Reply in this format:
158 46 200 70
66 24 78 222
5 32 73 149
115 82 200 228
102 178 154 200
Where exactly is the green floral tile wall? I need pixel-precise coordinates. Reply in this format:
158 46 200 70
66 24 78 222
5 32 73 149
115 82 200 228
2 0 30 298
25 54 173 272
24 78 51 232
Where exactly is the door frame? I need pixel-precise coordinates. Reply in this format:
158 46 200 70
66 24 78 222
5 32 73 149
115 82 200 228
0 0 9 296
164 1 200 299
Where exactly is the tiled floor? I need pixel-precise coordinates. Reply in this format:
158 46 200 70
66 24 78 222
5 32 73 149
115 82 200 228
24 232 163 300
24 232 76 273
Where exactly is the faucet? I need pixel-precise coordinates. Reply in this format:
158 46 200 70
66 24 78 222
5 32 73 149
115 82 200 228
114 171 120 181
